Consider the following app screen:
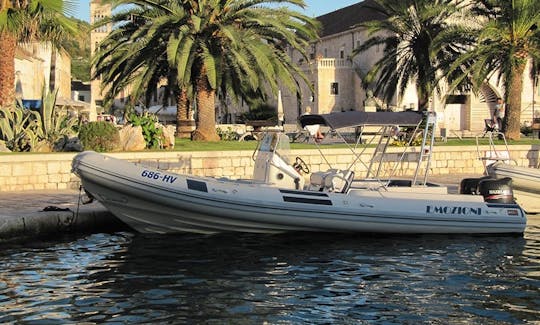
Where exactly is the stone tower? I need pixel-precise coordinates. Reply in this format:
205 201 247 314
89 0 112 120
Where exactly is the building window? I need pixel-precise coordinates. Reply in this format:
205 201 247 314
330 82 339 95
324 48 328 57
339 48 345 59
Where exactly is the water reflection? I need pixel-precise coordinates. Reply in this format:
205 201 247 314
0 222 538 323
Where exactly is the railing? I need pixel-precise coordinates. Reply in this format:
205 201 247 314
317 58 352 68
299 58 352 69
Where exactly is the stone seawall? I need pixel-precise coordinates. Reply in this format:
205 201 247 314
1 144 538 192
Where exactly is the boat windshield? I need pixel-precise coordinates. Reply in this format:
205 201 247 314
258 132 292 164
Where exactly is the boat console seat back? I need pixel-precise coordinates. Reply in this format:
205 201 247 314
309 171 328 190
309 169 355 193
253 151 305 190
325 170 355 193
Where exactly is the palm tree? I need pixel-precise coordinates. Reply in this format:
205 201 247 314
92 9 193 137
93 0 319 141
450 0 540 140
0 0 76 106
352 0 471 111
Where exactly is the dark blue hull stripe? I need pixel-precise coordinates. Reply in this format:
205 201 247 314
283 196 333 205
486 203 522 209
280 189 329 197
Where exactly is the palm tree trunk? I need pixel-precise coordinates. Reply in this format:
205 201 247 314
49 45 57 92
175 87 194 138
505 63 525 140
417 83 431 111
0 31 17 106
192 72 220 141
417 96 429 111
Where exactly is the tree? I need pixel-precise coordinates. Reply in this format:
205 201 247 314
92 5 191 136
352 0 471 111
0 0 77 106
93 0 319 141
63 20 91 81
450 0 540 140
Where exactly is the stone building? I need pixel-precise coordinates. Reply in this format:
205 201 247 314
15 43 71 102
298 0 540 136
88 0 539 134
90 0 113 120
283 0 539 135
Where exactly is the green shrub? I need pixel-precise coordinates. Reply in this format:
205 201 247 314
128 112 162 149
521 124 532 136
217 126 239 141
78 121 120 152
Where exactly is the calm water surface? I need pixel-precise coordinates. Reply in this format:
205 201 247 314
1 220 539 324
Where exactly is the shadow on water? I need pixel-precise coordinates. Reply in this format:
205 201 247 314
0 224 539 324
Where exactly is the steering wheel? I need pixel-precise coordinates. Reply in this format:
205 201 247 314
293 156 310 174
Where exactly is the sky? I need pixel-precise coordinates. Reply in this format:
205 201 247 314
72 0 361 22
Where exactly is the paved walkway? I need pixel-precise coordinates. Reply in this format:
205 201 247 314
0 189 118 243
0 189 99 217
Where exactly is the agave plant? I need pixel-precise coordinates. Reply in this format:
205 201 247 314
0 89 79 152
32 88 79 150
0 103 40 151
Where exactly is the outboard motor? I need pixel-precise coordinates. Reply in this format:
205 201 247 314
477 177 514 204
459 176 491 195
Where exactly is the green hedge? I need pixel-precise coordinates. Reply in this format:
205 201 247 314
78 121 120 152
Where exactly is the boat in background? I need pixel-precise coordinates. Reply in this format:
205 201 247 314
72 111 526 235
477 131 540 214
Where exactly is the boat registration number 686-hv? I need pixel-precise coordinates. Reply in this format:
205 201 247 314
141 170 178 184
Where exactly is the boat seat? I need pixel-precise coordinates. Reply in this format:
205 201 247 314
309 169 340 191
310 171 327 186
309 171 331 191
324 170 355 193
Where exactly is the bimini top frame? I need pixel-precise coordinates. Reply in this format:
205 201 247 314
298 111 424 130
298 110 436 186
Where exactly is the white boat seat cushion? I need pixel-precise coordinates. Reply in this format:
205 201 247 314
310 171 328 187
324 170 355 193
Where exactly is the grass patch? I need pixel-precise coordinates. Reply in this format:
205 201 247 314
1 135 537 154
173 138 259 151
170 136 538 152
439 137 539 146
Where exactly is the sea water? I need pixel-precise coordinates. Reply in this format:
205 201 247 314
1 220 539 324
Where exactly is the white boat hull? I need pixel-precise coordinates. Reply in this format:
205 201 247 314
486 162 540 214
72 151 526 235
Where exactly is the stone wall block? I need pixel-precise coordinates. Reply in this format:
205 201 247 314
48 174 62 184
222 167 235 176
47 162 62 174
0 164 11 177
45 183 58 190
190 158 203 169
16 176 29 185
32 162 48 176
219 159 232 168
13 162 33 176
